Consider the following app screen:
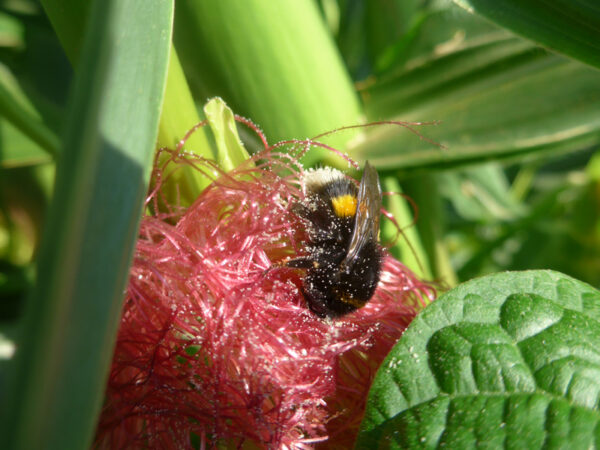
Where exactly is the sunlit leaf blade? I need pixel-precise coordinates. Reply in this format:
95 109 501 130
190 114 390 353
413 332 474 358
157 48 212 157
354 5 600 170
381 175 432 279
2 1 173 449
357 270 600 448
363 35 537 118
174 1 363 161
355 51 600 170
454 0 600 70
156 47 214 202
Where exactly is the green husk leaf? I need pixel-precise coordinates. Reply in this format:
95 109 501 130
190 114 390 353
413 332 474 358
174 0 363 164
156 48 214 202
204 97 251 172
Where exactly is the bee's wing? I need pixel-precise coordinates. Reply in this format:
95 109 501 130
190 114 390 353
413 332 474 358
342 161 382 268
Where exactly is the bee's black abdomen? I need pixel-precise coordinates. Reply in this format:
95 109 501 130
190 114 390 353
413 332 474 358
303 239 382 317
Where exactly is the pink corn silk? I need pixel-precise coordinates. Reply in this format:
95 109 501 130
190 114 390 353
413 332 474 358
96 147 435 449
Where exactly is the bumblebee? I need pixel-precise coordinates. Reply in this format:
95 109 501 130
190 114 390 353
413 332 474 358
287 162 383 317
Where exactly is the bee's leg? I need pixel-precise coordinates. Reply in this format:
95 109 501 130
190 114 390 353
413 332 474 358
262 255 314 279
284 256 317 269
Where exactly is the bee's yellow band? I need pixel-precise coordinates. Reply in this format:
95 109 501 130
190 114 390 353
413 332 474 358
331 195 357 217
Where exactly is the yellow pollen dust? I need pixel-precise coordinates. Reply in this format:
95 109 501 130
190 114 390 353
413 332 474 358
331 195 357 217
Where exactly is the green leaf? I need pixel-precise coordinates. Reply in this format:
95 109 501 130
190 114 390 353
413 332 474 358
39 0 89 65
156 47 214 203
174 1 363 163
380 175 432 279
0 10 25 49
332 0 421 78
0 118 52 168
355 7 600 171
438 163 526 222
1 1 173 450
0 5 72 142
0 63 60 161
361 7 532 118
157 48 212 159
358 52 600 170
453 0 600 71
357 270 600 448
204 97 251 172
402 174 458 286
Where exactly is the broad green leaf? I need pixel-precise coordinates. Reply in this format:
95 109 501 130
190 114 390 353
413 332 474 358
357 51 600 170
377 4 511 76
454 0 600 71
1 2 173 450
204 97 251 172
361 7 528 118
174 1 363 163
354 6 600 171
357 270 600 448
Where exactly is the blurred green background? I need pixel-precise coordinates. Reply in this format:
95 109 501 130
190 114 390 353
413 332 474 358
1 0 599 448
